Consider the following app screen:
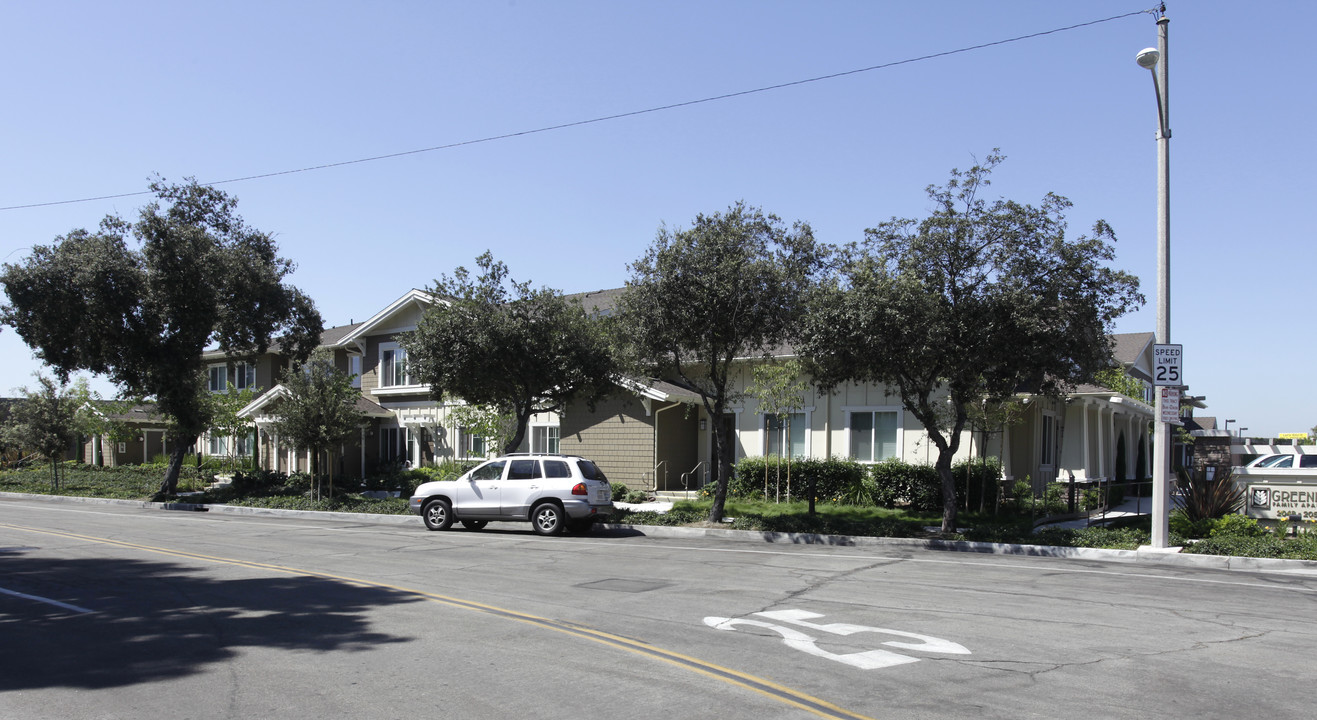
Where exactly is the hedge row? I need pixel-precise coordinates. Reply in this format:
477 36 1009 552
729 456 1002 512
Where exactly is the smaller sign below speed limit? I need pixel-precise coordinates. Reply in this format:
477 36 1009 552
1153 344 1183 387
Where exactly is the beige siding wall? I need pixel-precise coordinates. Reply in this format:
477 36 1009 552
561 394 654 490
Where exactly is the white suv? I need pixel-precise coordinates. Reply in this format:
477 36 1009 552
409 454 614 535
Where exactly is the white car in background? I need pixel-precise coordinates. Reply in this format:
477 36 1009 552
1244 454 1317 469
409 454 614 535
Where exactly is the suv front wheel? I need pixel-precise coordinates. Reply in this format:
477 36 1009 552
422 498 453 531
530 502 566 536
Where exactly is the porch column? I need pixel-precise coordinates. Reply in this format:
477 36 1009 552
360 426 367 479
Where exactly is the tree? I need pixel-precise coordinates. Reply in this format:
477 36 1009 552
748 359 809 507
613 202 824 523
0 179 322 497
401 252 615 455
446 404 516 461
1 375 90 488
205 382 257 471
267 350 364 499
799 153 1143 533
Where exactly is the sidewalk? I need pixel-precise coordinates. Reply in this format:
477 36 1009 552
1037 494 1156 531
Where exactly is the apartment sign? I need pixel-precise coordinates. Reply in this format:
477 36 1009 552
1247 485 1317 521
1153 344 1183 386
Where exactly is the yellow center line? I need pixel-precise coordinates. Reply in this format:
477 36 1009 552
2 522 877 720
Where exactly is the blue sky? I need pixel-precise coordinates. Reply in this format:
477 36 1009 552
1 1 1311 438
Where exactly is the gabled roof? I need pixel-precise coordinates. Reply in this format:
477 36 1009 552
1111 332 1156 382
333 289 439 348
237 384 392 419
613 376 703 403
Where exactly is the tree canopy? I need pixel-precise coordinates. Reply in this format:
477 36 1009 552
1 375 90 488
401 252 615 455
0 179 322 495
268 350 364 497
613 201 824 522
799 153 1143 532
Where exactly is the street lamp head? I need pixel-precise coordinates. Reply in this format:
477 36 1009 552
1136 47 1160 70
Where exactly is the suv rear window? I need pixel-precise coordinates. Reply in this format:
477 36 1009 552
543 460 571 478
1300 456 1317 468
576 459 607 481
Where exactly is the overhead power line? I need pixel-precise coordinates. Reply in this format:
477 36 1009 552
1 8 1156 212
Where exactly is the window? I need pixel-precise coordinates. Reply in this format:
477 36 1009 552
208 365 227 393
848 410 898 462
380 427 409 464
765 413 806 458
379 343 410 387
470 461 505 481
531 425 560 454
208 435 228 456
543 460 571 478
507 459 542 480
1041 414 1056 465
460 428 488 459
349 356 362 388
235 431 254 457
234 362 255 391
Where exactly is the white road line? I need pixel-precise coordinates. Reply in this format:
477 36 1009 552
0 585 94 613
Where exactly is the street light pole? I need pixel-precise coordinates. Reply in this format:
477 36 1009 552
1137 8 1171 548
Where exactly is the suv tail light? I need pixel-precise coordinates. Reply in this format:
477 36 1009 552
571 482 588 496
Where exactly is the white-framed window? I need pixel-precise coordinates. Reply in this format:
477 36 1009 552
846 408 900 463
379 342 411 388
207 431 253 457
349 355 362 388
380 426 409 464
765 413 806 458
459 428 488 459
235 362 255 391
208 364 227 393
1041 413 1056 466
531 425 560 454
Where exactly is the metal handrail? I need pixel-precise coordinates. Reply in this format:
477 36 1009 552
651 461 666 492
681 461 705 490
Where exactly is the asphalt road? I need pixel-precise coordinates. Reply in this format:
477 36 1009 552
2 497 1316 720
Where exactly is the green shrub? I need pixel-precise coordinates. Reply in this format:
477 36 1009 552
952 457 1002 512
1209 513 1264 538
610 482 629 500
868 458 941 511
730 457 864 504
1169 508 1212 539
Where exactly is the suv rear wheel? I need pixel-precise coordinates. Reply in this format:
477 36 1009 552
531 502 566 536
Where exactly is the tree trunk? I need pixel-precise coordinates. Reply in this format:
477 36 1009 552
937 449 958 534
157 438 195 498
708 404 729 523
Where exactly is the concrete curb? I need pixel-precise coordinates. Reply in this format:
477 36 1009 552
6 492 1317 574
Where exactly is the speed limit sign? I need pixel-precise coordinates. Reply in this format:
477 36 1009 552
1153 344 1182 387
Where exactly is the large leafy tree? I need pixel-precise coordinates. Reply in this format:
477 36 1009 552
799 153 1143 533
0 179 322 496
402 252 615 456
2 375 91 489
268 350 364 499
613 202 823 523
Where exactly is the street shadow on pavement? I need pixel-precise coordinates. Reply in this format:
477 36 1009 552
0 546 422 692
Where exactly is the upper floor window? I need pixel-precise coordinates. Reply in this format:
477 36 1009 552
235 362 255 391
208 365 227 393
379 343 410 387
349 356 362 388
